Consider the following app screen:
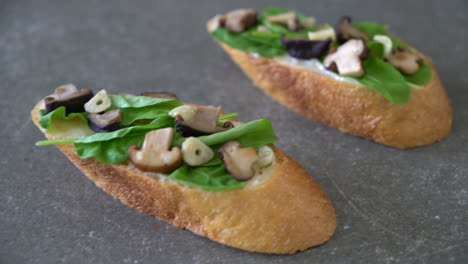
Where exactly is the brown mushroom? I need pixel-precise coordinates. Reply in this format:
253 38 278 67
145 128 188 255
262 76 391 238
207 14 226 33
128 127 183 173
386 47 422 75
140 92 178 100
219 141 259 181
45 84 94 114
88 109 122 132
266 11 301 32
175 105 233 137
54 84 79 99
224 8 257 33
324 39 369 77
335 16 369 44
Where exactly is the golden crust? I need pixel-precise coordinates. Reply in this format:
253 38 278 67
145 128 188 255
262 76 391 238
218 43 452 149
31 101 336 254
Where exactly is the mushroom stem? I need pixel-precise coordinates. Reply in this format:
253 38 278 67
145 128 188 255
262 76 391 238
324 39 368 77
335 16 369 44
128 128 183 173
219 141 259 181
266 12 301 32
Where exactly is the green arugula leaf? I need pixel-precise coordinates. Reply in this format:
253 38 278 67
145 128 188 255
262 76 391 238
109 95 182 126
175 119 278 149
367 41 385 59
352 56 410 104
35 138 78 146
39 107 88 131
217 113 238 126
404 60 432 85
244 30 284 47
119 106 170 126
109 95 181 109
354 22 388 39
390 37 409 51
167 164 246 191
218 113 238 120
212 27 287 57
74 114 175 164
260 7 307 21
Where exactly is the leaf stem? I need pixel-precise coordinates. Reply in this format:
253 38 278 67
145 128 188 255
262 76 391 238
35 138 78 146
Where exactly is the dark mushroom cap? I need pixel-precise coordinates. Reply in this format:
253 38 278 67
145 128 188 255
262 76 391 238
140 92 178 100
88 109 122 133
45 88 94 114
176 116 211 137
335 16 369 44
281 37 332 59
54 84 79 100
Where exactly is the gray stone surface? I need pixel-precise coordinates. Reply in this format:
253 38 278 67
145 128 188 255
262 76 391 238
0 0 467 263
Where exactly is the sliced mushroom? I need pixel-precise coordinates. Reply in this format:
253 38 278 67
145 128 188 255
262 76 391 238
224 8 257 33
386 47 422 75
281 36 332 59
84 89 112 114
373 35 393 58
45 85 94 114
128 127 183 173
324 39 369 77
207 14 226 33
175 105 233 137
308 27 336 41
54 84 79 99
182 137 214 166
140 92 178 100
266 11 301 32
219 141 259 181
169 105 197 121
88 109 122 132
335 16 369 44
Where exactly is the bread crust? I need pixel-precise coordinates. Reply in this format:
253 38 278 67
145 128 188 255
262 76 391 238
31 101 336 254
218 43 452 149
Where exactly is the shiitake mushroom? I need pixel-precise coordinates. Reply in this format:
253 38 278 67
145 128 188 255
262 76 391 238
88 109 122 132
335 16 369 44
281 36 332 60
174 105 233 137
219 141 259 181
45 87 94 114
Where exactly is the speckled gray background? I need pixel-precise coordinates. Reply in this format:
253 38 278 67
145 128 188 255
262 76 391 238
0 0 467 263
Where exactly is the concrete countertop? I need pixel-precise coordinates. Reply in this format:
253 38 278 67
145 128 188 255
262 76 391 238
0 0 466 263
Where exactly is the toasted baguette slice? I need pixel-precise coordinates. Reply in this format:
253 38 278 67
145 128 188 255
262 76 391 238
214 41 452 149
31 100 336 254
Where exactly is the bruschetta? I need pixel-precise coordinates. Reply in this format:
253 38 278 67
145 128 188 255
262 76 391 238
32 85 336 254
207 7 452 149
